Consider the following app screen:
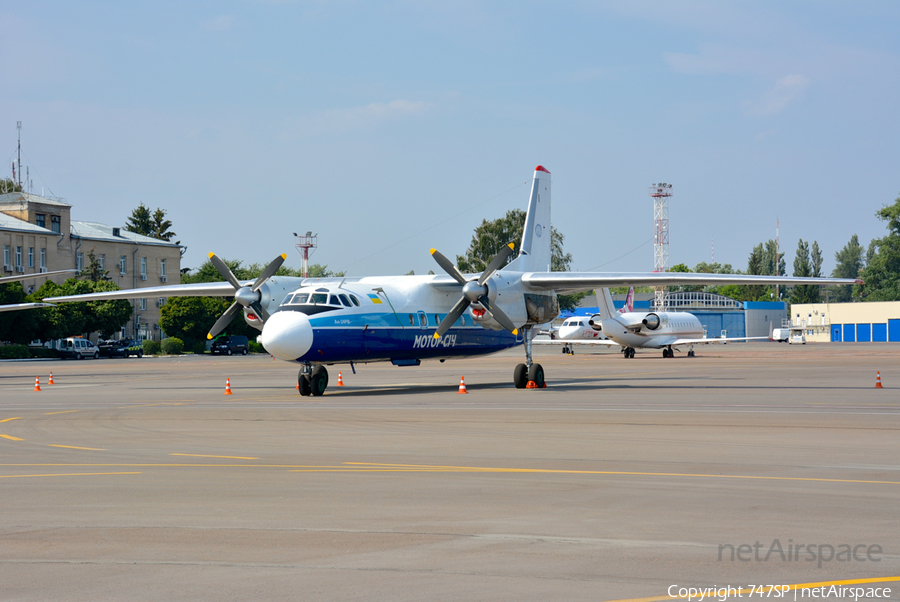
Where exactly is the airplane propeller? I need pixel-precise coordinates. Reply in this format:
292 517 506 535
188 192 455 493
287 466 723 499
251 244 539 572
429 242 519 339
206 252 287 340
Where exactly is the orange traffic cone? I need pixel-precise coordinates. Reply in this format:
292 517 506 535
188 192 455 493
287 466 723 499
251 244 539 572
296 381 300 390
526 380 537 389
33 376 41 392
48 372 54 385
337 371 344 386
224 378 233 395
875 371 883 389
457 376 468 394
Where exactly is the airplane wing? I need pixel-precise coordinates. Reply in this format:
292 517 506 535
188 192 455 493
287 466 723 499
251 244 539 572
0 302 56 313
670 335 772 346
0 269 77 285
44 281 247 302
533 338 620 347
522 272 861 295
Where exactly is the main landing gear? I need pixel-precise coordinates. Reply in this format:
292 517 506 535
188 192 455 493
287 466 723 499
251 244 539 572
514 327 545 389
298 364 328 396
622 347 636 359
561 344 573 355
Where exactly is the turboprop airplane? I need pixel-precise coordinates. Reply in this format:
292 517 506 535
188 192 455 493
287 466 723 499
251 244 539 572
0 269 75 312
45 166 860 395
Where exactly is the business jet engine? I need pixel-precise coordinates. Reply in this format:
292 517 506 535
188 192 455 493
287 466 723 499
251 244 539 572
588 314 603 331
642 313 662 330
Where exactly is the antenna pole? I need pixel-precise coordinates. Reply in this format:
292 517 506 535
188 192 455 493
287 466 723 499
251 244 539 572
650 183 672 311
16 121 22 189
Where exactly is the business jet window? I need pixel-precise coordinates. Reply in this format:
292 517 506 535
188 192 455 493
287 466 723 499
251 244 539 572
338 294 351 307
310 293 328 304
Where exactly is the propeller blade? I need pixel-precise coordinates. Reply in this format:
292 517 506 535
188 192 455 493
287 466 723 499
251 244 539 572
433 297 470 339
430 249 467 285
209 253 242 290
207 301 243 340
477 242 516 285
250 301 270 322
479 297 518 335
251 254 287 292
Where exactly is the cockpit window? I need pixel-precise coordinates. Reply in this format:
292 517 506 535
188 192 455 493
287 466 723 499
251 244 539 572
328 295 343 306
338 294 351 307
289 293 309 305
349 295 360 306
310 293 328 304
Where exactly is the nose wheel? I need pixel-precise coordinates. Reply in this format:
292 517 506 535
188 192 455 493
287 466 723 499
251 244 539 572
298 365 329 396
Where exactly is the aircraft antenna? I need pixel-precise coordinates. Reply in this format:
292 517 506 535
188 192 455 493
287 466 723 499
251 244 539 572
650 183 672 311
293 231 318 278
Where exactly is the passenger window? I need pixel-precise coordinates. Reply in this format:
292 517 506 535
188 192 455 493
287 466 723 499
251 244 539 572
349 295 360 306
419 313 428 327
408 314 415 326
311 293 327 304
435 314 440 325
339 294 351 307
460 315 466 326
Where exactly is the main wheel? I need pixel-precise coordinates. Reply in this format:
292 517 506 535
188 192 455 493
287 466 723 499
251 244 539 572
513 363 528 389
312 365 329 390
687 350 695 357
527 363 545 388
310 372 327 396
298 373 311 396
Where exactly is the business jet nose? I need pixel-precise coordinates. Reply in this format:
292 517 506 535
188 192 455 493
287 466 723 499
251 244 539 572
261 311 313 361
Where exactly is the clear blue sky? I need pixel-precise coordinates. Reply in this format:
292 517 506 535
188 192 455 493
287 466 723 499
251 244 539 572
3 1 899 277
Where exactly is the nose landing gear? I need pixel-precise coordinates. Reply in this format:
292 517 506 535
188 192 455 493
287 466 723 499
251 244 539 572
298 364 329 396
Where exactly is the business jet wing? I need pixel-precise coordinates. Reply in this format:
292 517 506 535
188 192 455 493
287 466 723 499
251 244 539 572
0 269 76 285
0 302 56 313
534 338 620 347
522 272 861 295
669 335 772 346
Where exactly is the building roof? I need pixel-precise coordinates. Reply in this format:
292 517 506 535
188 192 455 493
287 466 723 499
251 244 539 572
0 210 60 235
0 191 71 208
70 221 180 247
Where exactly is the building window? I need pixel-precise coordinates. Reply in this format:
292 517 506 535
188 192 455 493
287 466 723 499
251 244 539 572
160 258 167 278
40 248 46 269
139 298 147 311
158 297 166 307
119 255 127 274
35 214 46 228
15 246 22 268
28 247 34 268
76 252 84 272
98 254 105 270
140 257 147 277
50 215 61 233
3 245 8 267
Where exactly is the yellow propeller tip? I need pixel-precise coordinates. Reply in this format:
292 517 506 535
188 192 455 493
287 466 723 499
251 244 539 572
208 252 215 259
512 328 518 335
429 248 437 255
280 253 287 260
507 242 515 250
206 333 213 340
433 332 441 339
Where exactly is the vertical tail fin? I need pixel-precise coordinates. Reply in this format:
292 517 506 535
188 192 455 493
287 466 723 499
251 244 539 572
618 287 634 313
506 166 551 273
593 288 618 321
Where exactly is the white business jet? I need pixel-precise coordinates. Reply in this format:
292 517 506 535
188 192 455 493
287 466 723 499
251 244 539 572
536 287 633 354
46 166 859 395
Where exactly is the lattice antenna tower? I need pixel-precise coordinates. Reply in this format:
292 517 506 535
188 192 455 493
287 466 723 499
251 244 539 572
650 183 672 311
293 231 318 278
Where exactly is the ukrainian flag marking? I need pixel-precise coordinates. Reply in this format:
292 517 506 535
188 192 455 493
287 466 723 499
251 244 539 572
367 294 383 304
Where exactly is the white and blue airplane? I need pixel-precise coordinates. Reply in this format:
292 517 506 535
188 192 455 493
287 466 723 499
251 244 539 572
46 166 860 395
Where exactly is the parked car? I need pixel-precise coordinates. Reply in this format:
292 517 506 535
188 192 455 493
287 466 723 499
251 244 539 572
58 337 100 360
99 339 144 358
210 335 249 355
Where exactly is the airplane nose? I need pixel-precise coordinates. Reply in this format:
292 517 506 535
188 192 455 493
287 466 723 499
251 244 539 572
261 311 313 361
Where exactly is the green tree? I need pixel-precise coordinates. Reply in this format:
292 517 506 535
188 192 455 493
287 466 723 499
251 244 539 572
830 235 863 302
0 178 22 194
455 209 585 311
79 249 110 282
858 193 900 300
0 282 41 344
27 279 132 340
125 203 153 236
789 239 820 304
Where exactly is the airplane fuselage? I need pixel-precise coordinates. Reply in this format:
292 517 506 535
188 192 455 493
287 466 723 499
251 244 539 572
601 312 705 350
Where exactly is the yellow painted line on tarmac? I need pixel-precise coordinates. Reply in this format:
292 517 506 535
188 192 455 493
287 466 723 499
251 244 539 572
0 472 140 480
170 453 259 460
0 434 23 441
48 444 106 451
44 410 79 415
605 575 900 602
0 417 22 423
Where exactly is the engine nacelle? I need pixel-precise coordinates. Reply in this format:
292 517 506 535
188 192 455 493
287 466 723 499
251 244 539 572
642 313 661 330
588 314 603 331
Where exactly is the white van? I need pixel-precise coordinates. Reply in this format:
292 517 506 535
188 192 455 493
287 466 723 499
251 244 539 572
59 337 100 360
789 331 806 345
